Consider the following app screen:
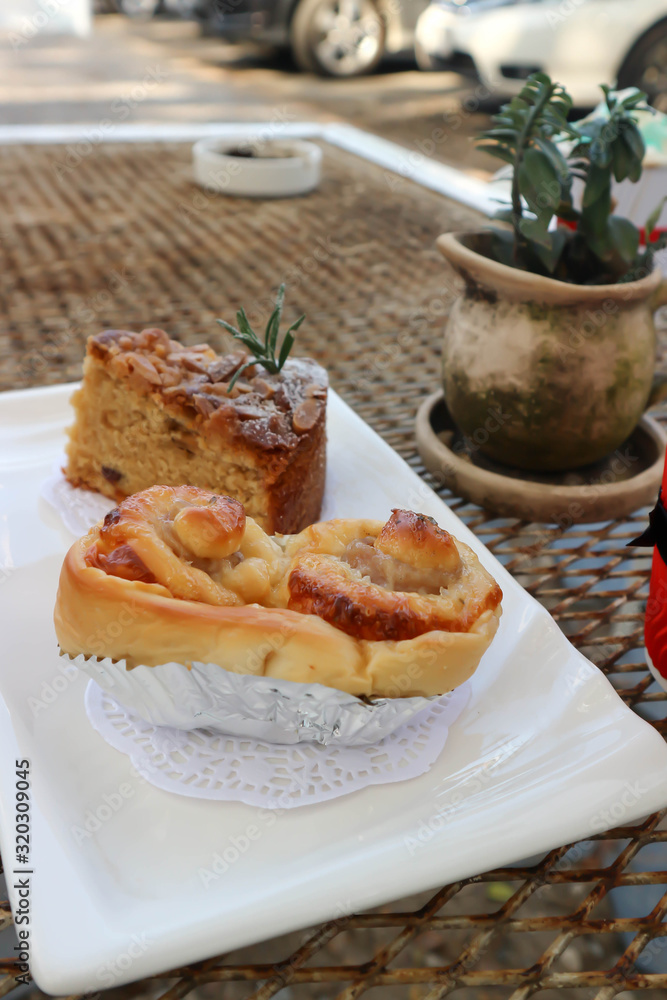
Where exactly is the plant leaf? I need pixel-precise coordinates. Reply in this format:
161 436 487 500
265 283 285 352
519 221 567 273
264 305 280 353
285 313 306 336
589 137 611 168
216 282 302 388
277 331 295 369
216 319 242 339
608 215 640 264
216 320 261 352
534 137 570 181
537 226 568 273
521 146 561 211
582 164 610 208
646 196 667 241
227 359 264 393
622 121 645 162
236 307 255 337
628 154 643 183
611 135 633 182
476 142 515 165
518 216 552 249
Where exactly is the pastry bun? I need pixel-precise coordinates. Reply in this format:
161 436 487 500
54 486 503 698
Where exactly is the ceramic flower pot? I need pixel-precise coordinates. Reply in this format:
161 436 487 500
437 231 667 472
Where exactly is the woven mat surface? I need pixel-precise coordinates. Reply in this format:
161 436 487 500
0 141 479 396
2 141 667 1000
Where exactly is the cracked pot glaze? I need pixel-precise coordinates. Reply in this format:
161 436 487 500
437 231 667 472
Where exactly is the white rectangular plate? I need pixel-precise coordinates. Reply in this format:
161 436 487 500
1 383 667 995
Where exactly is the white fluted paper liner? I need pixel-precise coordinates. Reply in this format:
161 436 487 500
85 679 470 807
68 653 447 746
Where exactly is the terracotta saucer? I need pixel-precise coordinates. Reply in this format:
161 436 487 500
415 390 666 524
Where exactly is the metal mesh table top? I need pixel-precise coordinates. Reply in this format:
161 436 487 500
1 140 666 1000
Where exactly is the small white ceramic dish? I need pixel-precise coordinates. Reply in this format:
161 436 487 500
192 138 322 198
1 383 667 995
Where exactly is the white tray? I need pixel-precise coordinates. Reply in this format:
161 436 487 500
1 383 667 995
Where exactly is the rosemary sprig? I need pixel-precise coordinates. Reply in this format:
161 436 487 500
216 284 305 392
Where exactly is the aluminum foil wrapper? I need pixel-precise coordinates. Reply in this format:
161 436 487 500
67 654 435 746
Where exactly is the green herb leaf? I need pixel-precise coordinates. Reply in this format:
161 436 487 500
265 283 285 353
236 307 255 338
285 313 306 335
227 359 263 393
215 284 304 393
278 331 295 369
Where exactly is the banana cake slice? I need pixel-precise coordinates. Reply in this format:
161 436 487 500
65 327 328 533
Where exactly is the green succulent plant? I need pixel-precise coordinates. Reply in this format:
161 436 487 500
478 72 667 284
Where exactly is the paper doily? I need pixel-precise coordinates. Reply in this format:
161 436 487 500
85 680 470 809
42 466 114 536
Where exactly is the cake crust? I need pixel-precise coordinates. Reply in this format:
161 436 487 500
65 328 328 533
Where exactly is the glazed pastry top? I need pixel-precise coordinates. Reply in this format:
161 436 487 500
86 486 283 607
83 486 502 642
283 510 502 640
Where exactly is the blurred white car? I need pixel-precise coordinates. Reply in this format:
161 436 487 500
415 0 667 108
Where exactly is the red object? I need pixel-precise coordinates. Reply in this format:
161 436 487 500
557 218 667 245
645 463 667 679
